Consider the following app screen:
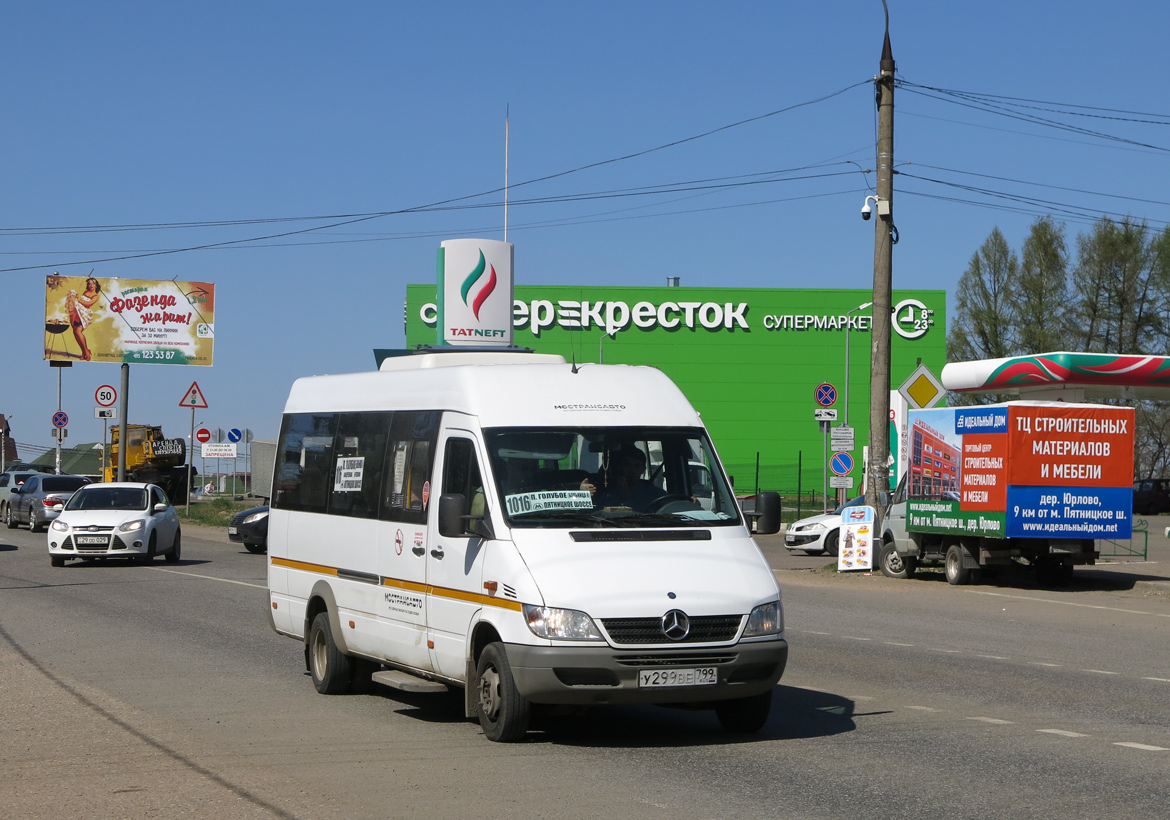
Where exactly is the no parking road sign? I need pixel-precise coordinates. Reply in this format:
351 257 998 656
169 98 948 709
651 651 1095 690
52 411 69 428
815 383 837 407
830 452 854 476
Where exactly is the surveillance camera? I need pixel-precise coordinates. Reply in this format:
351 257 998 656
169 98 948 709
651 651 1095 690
861 201 872 220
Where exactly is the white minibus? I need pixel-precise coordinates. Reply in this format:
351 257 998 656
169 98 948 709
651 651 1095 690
266 350 787 741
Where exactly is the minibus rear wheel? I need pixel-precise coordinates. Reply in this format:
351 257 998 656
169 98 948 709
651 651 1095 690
476 643 530 742
309 612 353 695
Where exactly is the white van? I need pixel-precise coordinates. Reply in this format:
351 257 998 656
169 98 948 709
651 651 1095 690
266 350 787 741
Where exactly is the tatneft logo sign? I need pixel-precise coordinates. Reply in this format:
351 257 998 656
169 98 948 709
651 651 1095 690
420 296 936 340
439 239 514 345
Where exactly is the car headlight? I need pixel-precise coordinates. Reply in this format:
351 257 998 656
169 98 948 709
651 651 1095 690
743 600 783 637
243 510 269 525
51 520 69 532
799 521 826 532
522 604 603 641
118 519 145 533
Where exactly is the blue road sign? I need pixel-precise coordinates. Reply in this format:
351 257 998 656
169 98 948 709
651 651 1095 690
830 452 854 476
52 411 69 428
228 428 242 443
815 383 837 407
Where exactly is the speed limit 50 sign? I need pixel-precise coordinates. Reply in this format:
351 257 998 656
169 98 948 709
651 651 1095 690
95 385 117 407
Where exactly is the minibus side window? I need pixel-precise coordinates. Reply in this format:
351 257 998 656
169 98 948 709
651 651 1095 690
380 411 440 525
328 412 391 520
442 438 484 520
273 413 337 514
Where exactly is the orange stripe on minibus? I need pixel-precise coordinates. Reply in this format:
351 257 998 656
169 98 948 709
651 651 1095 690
270 558 522 611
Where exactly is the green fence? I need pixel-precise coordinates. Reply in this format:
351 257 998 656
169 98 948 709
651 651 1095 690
1099 518 1149 560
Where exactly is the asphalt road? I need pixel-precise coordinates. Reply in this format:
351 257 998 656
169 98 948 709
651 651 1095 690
1 520 1168 820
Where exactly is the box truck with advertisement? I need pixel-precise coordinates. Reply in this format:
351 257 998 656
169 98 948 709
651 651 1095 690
878 401 1134 586
265 350 787 741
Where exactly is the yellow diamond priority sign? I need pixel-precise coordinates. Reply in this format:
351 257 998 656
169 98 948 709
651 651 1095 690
898 364 945 410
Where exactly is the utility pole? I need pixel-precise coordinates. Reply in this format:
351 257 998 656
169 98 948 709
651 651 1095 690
866 5 895 520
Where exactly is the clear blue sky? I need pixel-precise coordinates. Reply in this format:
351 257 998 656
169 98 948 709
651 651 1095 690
3 1 1168 461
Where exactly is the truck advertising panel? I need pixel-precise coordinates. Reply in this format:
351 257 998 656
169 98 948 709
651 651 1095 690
906 402 1134 540
44 274 215 365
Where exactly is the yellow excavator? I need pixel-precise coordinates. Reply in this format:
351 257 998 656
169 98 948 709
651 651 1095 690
104 424 192 503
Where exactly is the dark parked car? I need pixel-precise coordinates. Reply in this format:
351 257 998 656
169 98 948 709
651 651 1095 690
1133 478 1170 515
5 474 92 532
229 505 268 553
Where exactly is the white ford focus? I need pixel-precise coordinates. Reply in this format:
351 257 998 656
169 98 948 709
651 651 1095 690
47 482 181 567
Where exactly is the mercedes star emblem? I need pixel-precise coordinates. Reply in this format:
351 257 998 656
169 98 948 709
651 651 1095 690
660 609 691 641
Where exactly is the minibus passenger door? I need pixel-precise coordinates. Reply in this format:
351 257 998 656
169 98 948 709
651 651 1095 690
427 432 489 680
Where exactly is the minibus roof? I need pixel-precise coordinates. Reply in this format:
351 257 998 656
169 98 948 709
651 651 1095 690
283 352 703 429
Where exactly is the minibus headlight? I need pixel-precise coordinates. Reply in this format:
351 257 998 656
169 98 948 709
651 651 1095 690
118 519 145 533
522 605 603 641
743 601 782 637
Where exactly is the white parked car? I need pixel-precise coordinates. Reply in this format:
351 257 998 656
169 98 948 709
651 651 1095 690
47 482 181 567
784 495 885 556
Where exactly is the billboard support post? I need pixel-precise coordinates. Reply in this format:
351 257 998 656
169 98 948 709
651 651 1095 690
117 364 129 481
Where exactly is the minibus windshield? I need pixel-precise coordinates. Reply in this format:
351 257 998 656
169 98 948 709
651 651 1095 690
485 427 742 528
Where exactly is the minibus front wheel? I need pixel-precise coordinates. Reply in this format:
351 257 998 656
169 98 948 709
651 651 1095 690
476 643 530 742
309 612 354 695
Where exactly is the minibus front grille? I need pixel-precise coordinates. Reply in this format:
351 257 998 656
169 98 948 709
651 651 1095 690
613 653 737 667
570 530 711 542
601 615 742 645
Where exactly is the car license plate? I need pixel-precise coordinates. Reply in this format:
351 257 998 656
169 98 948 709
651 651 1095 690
76 535 108 545
228 526 237 535
638 667 718 688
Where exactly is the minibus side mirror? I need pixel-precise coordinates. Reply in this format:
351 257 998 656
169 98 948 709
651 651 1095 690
752 491 783 535
438 493 496 540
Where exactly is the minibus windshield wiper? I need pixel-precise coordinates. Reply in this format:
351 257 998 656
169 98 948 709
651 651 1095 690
509 509 635 526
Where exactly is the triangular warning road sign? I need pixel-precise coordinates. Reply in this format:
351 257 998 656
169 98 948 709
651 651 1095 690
180 381 209 409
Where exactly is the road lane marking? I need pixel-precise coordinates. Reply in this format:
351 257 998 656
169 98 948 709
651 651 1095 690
883 642 914 647
970 590 1170 618
906 706 940 712
977 655 1009 660
1038 729 1088 737
1084 669 1120 675
843 636 873 641
1143 677 1170 683
150 567 266 589
1114 742 1168 751
928 648 961 653
967 717 1014 724
1029 662 1062 667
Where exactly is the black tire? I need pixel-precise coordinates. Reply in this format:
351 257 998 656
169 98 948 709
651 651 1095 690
138 532 158 565
28 509 42 533
50 555 66 568
879 541 916 579
945 544 975 585
715 689 772 733
823 529 839 557
309 612 353 695
244 541 267 555
4 505 16 529
165 529 181 563
475 643 530 742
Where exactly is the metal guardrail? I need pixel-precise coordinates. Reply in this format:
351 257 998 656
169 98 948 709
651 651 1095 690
1099 517 1148 560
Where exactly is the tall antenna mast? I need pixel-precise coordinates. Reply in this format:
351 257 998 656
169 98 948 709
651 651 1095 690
504 104 510 242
